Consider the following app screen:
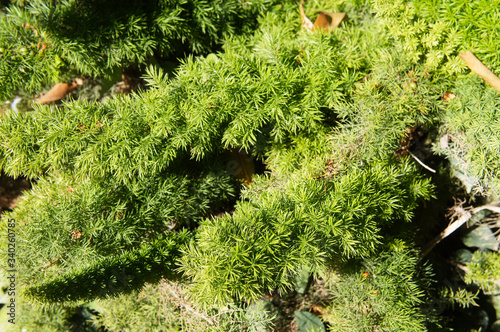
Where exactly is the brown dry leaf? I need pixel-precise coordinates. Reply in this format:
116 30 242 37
300 2 345 32
71 230 83 241
314 12 346 31
36 80 82 104
300 1 314 31
442 92 456 101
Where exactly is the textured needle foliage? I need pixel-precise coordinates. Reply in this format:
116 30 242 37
372 0 500 81
10 303 89 332
0 0 285 99
1 0 498 330
0 4 373 182
433 74 500 197
0 165 237 288
373 0 500 78
180 159 433 306
322 246 431 331
372 0 464 76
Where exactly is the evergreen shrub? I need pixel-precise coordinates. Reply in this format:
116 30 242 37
0 0 498 330
0 0 284 99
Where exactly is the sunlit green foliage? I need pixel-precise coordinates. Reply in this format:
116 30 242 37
1 0 498 331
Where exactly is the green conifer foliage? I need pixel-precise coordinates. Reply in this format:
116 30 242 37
373 0 500 77
322 247 431 331
371 0 500 198
0 6 375 182
90 280 274 332
413 0 500 75
433 74 500 197
1 0 489 329
24 232 189 303
0 5 61 100
330 53 442 166
180 160 433 307
0 166 236 290
13 303 87 332
372 0 462 74
0 0 284 99
465 250 500 295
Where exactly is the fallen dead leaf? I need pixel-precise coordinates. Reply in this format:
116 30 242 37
36 79 83 104
300 1 345 32
314 12 346 31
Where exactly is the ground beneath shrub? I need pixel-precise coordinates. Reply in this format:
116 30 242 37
0 173 31 212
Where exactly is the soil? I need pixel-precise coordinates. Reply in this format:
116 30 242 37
0 173 31 212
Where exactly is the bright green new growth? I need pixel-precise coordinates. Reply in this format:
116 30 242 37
180 160 433 307
433 74 500 197
373 0 500 77
372 0 464 76
0 0 283 99
465 250 500 295
413 0 500 75
2 0 498 330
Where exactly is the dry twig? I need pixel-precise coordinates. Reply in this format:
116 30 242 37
420 201 500 258
409 152 436 173
460 51 500 93
158 280 216 326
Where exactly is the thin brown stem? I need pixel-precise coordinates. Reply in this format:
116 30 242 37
420 202 500 258
460 51 500 93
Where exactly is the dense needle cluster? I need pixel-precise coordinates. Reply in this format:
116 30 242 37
0 0 499 331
